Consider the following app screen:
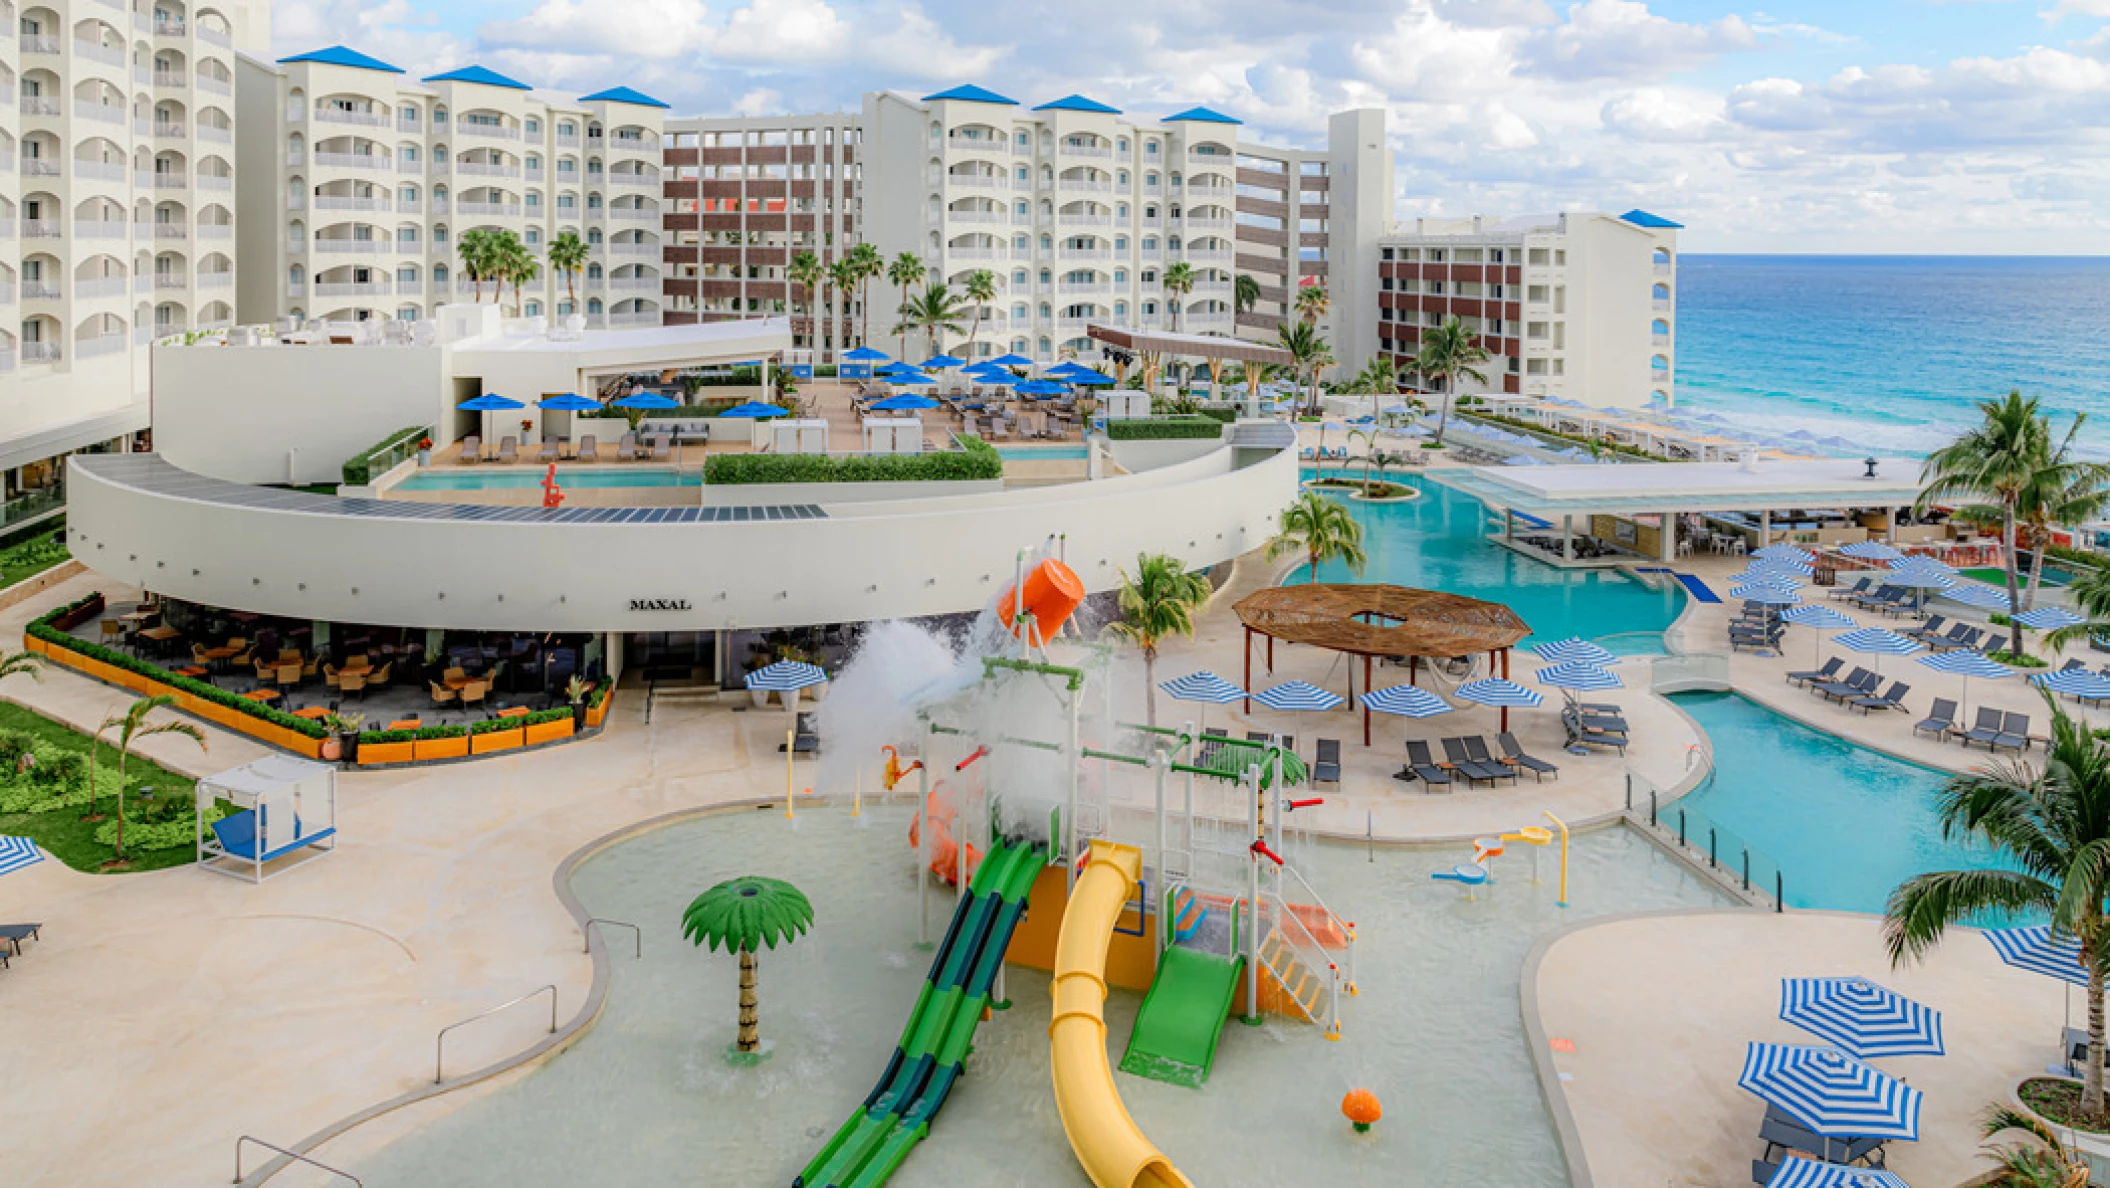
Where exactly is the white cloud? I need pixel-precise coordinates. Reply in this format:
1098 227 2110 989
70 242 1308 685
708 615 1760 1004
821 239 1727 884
1601 87 1724 141
712 0 853 61
1517 0 1757 81
2041 0 2110 19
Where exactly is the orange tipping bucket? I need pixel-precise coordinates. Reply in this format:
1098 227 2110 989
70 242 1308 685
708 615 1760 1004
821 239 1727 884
997 558 1085 646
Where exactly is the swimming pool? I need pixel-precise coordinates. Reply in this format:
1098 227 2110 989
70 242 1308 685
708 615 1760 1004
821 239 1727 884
1964 565 2075 588
1668 691 1994 913
1300 471 1686 652
997 446 1089 461
350 807 1727 1186
394 468 700 491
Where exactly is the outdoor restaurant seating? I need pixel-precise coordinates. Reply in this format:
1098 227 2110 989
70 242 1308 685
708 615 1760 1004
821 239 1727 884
429 680 457 707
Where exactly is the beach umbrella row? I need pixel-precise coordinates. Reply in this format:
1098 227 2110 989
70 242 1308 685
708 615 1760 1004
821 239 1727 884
744 660 827 692
1738 1043 1923 1146
1839 540 1903 563
1529 636 1616 666
1779 977 1945 1060
1916 650 2011 719
0 834 41 878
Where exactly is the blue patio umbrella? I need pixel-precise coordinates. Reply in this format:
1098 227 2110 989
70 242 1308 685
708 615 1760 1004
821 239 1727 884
1915 650 2013 721
1766 1156 1910 1188
1755 544 1818 566
745 660 828 693
1783 605 1854 630
1985 924 2088 986
1046 361 1096 376
1732 564 1804 587
458 393 525 411
1252 680 1345 713
877 362 924 376
886 373 937 387
1738 1042 1922 1147
1360 685 1452 719
2032 668 2110 707
611 391 680 409
1531 637 1616 666
1780 977 1945 1059
1065 370 1116 386
842 346 890 362
969 370 1017 387
1160 669 1245 732
1535 662 1623 693
2016 606 2085 631
0 834 42 878
1731 585 1801 606
869 393 940 412
719 401 790 418
1840 541 1904 563
920 354 966 369
1455 677 1543 731
537 393 601 411
1752 551 1816 576
1938 583 2009 610
985 353 1034 368
1015 380 1068 399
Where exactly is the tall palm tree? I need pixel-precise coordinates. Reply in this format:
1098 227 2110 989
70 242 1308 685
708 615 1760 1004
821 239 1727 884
895 283 969 360
1886 698 2110 1115
1274 319 1334 417
457 228 503 303
847 242 884 349
1161 261 1195 334
2013 413 2110 613
827 257 858 360
101 693 205 861
1267 490 1367 585
961 269 997 361
1104 553 1212 728
500 235 538 315
547 231 589 315
787 250 822 355
1917 392 2052 656
886 252 925 359
1233 274 1261 317
1295 282 1330 325
1416 317 1491 448
681 876 815 1058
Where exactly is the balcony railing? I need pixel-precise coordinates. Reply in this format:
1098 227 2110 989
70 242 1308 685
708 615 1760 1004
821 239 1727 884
19 159 58 177
75 40 124 66
0 284 13 303
312 240 385 254
152 69 185 87
19 97 59 116
151 224 186 239
610 208 658 221
1058 282 1111 295
196 125 231 144
459 123 519 140
197 174 231 191
315 195 390 211
152 174 188 189
1058 179 1112 193
1057 247 1112 260
0 350 14 372
23 221 61 239
945 247 1006 260
153 275 188 289
19 34 57 54
609 243 659 257
609 311 661 326
315 153 390 170
609 277 658 291
198 24 231 46
74 160 124 182
1652 298 1672 311
79 102 124 125
153 121 186 138
944 210 1006 225
199 224 231 239
196 74 230 95
457 201 523 217
154 17 186 35
397 241 423 253
610 173 657 187
556 133 580 148
78 220 128 239
453 161 521 178
1058 143 1112 158
22 282 61 300
286 151 305 167
76 277 124 299
1058 214 1111 227
943 174 1004 189
22 342 61 363
315 281 391 297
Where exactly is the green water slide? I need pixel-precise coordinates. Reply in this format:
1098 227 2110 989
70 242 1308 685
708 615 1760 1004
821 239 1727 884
1118 946 1245 1089
794 838 1043 1188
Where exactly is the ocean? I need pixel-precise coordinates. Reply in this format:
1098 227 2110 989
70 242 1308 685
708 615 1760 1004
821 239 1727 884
1673 255 2110 457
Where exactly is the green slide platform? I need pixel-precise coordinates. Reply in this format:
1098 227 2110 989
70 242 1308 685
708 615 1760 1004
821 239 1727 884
1118 946 1245 1089
794 838 1043 1188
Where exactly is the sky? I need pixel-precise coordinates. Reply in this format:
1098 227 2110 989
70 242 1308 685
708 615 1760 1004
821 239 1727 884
267 0 2110 253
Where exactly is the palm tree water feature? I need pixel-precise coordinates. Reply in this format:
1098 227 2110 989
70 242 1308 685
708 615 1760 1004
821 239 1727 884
681 875 815 1064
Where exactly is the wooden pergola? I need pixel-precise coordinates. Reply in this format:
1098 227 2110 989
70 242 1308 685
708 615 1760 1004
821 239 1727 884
1085 324 1293 408
1233 584 1532 744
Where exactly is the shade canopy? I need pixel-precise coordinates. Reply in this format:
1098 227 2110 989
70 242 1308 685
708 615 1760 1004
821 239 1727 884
1535 663 1622 692
1891 556 1958 578
1985 924 2089 986
611 391 680 409
720 401 791 418
1454 679 1544 709
985 353 1034 367
537 393 601 410
458 393 525 411
2016 607 2085 630
971 371 1018 386
1360 685 1452 718
1916 651 2012 680
1833 628 1923 656
1755 544 1818 565
869 393 939 411
1939 584 2010 609
1531 637 1616 666
1738 1042 1922 1141
887 373 937 387
920 354 966 369
1782 605 1855 630
1766 1156 1910 1188
2033 669 2110 701
0 834 42 878
1252 681 1345 712
1160 671 1246 705
842 346 891 362
1840 541 1903 562
877 362 924 375
1065 371 1117 386
1731 585 1801 606
1235 584 1531 659
745 660 828 692
1014 380 1068 397
1779 977 1946 1060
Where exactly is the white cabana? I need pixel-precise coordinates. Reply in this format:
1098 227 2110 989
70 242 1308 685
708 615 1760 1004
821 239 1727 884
195 755 338 883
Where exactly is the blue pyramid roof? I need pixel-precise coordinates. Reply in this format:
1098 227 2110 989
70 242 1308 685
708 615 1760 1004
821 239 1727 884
423 65 533 90
1619 209 1684 230
1034 94 1121 115
921 84 1018 106
579 86 671 110
276 46 405 74
1164 106 1241 125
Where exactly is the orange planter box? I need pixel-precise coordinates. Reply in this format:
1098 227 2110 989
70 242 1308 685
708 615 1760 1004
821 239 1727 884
525 718 574 747
471 728 524 755
359 741 413 765
584 700 607 729
414 735 469 761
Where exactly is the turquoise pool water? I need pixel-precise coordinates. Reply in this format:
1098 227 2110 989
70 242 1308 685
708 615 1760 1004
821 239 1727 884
396 468 700 491
998 446 1089 460
1668 691 1998 913
1300 471 1685 651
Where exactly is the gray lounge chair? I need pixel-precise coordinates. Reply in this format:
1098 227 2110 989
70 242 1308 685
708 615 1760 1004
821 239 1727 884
1907 615 1948 643
648 434 671 461
1996 712 2031 753
1813 666 1873 702
496 436 518 464
1398 740 1450 788
1914 698 1957 739
576 434 598 461
0 922 40 954
1850 680 1911 714
1960 706 2006 749
1497 732 1558 780
1786 657 1842 687
1443 737 1515 785
1830 577 1873 601
460 435 481 463
536 438 559 462
1313 738 1340 785
616 433 638 460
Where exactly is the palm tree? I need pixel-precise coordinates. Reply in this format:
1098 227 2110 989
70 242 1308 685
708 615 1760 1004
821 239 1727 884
961 269 997 361
457 228 503 303
1233 274 1261 317
1267 490 1367 585
1916 392 2053 656
1161 261 1195 334
1274 320 1334 417
681 876 815 1058
1347 428 1380 485
500 235 538 315
787 250 822 355
548 231 589 316
0 649 43 686
101 693 206 862
828 257 858 360
847 242 884 349
1416 317 1492 448
1980 1103 2090 1187
1104 554 1212 728
886 252 925 359
1295 282 1329 325
1885 699 2110 1115
2013 413 2110 613
896 283 969 361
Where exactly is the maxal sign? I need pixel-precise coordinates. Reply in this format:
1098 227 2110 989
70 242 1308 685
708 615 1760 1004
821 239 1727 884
629 599 691 611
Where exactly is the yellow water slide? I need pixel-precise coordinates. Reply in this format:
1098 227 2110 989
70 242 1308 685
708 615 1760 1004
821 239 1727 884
1049 840 1195 1188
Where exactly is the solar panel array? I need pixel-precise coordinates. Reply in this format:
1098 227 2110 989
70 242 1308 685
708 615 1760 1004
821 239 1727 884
74 454 827 525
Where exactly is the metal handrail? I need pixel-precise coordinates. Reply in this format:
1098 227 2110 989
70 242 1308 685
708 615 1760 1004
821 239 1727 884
435 985 557 1084
1272 858 1356 992
584 917 641 958
1259 890 1341 1037
234 1135 361 1185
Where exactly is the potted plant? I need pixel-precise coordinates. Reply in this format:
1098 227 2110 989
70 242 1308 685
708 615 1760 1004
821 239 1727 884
417 436 433 467
566 674 592 729
324 711 365 763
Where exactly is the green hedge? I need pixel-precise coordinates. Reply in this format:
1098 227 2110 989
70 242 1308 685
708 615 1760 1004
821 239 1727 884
2045 543 2108 572
1196 407 1239 424
30 594 330 739
342 425 429 485
1104 417 1225 441
704 438 1001 485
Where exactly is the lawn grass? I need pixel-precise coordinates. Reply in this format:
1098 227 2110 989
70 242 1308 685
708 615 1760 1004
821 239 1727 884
0 700 202 873
0 530 69 589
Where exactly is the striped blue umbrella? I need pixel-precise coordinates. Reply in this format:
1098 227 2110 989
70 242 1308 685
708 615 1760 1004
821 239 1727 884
1531 637 1616 666
1738 1042 1922 1142
1891 556 1958 579
1360 685 1452 719
0 834 42 878
1756 544 1818 565
1252 681 1344 712
1456 677 1542 730
1780 977 1945 1059
1835 628 1922 656
1751 553 1816 577
1840 541 1904 563
744 660 828 692
1733 564 1805 587
1535 662 1623 692
1783 605 1854 630
1732 585 1801 606
2033 668 2110 705
1916 650 2013 720
1939 583 2010 610
1767 1156 1910 1188
2016 606 2085 631
1985 924 2088 987
1160 671 1245 705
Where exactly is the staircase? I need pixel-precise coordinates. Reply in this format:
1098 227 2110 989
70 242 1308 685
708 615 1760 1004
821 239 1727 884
1257 929 1323 1023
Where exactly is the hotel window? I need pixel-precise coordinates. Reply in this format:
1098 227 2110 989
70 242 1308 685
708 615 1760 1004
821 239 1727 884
1114 237 1127 251
1554 250 1566 265
525 118 540 136
1380 277 1392 291
1381 248 1393 261
1526 359 1546 376
1527 321 1548 339
1490 248 1505 263
1145 140 1159 155
402 146 419 163
396 267 417 284
397 306 418 320
1551 359 1565 376
1529 248 1549 265
1427 249 1445 262
1527 284 1548 303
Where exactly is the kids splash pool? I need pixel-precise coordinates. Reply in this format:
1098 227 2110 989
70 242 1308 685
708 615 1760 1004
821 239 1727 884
346 807 1726 1186
394 467 701 491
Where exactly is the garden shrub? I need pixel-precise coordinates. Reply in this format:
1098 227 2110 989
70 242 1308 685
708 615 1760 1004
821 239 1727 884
703 438 1001 484
1104 416 1225 441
